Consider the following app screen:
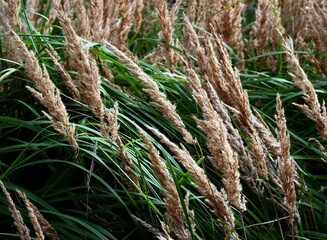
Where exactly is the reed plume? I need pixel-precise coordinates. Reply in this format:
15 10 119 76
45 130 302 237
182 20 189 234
147 126 237 238
16 190 44 240
103 40 195 144
250 0 284 70
16 190 60 240
53 0 119 141
275 95 298 234
207 0 244 65
305 0 327 75
137 126 192 240
184 18 269 181
0 13 78 153
282 35 327 140
154 0 181 68
0 181 31 240
182 56 245 211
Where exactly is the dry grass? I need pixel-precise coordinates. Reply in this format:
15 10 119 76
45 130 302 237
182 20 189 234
250 0 284 70
182 55 245 211
0 181 59 240
282 35 327 140
102 40 195 145
275 95 298 235
0 181 31 240
53 0 119 141
147 126 237 238
0 10 78 153
138 126 192 240
1 1 326 239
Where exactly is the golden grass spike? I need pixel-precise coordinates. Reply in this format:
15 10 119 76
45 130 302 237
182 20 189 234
17 190 44 240
116 0 135 48
282 35 327 140
132 215 174 240
184 18 269 181
53 0 118 140
305 0 327 75
137 126 192 239
88 0 104 42
134 0 144 32
103 40 195 144
203 81 260 193
0 14 78 153
47 46 81 101
17 190 60 240
6 0 20 29
147 126 237 238
208 0 244 66
182 56 245 211
275 94 298 235
74 0 90 38
0 181 31 240
155 0 180 68
250 0 283 70
116 134 140 192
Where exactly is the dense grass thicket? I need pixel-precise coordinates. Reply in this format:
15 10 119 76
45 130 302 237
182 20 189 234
0 1 326 239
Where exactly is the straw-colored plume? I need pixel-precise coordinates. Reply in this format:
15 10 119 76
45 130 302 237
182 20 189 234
250 0 284 70
207 0 244 64
17 190 60 240
282 36 327 140
53 0 118 141
2 0 20 30
0 181 31 240
116 134 140 192
16 190 44 240
74 0 90 38
275 95 298 234
305 0 327 75
203 81 260 192
134 0 144 31
103 40 195 144
147 126 237 238
0 14 78 153
137 126 192 240
47 46 81 100
133 215 174 240
154 0 181 68
184 18 270 181
182 56 245 211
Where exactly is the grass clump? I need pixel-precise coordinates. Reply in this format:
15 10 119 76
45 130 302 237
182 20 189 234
0 1 326 239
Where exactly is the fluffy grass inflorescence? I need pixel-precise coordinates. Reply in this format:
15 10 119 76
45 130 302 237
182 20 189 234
0 1 326 240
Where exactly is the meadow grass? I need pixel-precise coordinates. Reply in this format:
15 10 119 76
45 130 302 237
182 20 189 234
0 1 326 239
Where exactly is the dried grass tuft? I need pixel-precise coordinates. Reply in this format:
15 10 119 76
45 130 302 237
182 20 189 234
53 0 118 141
282 35 327 140
132 215 174 240
182 55 245 211
0 181 31 240
103 40 195 144
147 126 237 238
275 94 298 234
116 134 140 192
184 18 271 183
250 0 284 70
0 14 78 153
16 190 44 240
154 0 181 68
17 191 60 240
137 126 192 239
